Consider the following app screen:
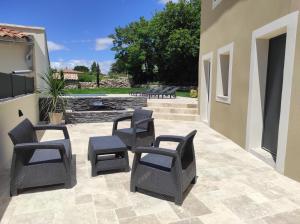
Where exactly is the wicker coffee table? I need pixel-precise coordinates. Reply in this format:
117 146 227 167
88 135 130 176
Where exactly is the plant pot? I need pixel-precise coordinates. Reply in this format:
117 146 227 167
49 112 63 125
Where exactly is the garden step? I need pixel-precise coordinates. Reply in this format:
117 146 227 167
147 101 197 109
152 112 200 122
144 106 198 115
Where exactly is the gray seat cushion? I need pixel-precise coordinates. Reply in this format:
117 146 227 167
140 153 173 172
29 139 71 164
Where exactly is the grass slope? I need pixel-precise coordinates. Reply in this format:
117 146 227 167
64 88 190 97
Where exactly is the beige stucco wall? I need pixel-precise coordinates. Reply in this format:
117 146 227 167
199 0 300 181
0 94 39 171
284 1 300 181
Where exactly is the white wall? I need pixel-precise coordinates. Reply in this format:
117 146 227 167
0 42 29 73
0 94 39 171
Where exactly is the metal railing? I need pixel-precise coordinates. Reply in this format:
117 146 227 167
0 71 34 99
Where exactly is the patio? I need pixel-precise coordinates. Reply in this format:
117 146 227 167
1 119 300 224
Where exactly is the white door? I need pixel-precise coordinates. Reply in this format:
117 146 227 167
200 53 213 124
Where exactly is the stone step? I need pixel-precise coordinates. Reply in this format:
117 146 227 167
152 112 201 122
145 106 198 115
147 101 197 109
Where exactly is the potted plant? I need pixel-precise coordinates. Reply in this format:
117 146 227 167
41 70 65 124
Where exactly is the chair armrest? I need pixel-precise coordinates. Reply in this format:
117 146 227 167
14 142 66 153
132 147 179 158
133 118 154 128
34 124 70 139
154 135 185 147
113 115 132 131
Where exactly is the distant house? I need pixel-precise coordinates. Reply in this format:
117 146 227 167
54 69 83 81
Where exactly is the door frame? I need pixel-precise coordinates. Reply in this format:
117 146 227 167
200 52 213 125
246 12 299 173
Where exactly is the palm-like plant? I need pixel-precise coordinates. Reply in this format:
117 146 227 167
41 70 65 123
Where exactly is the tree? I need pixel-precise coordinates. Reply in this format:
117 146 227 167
59 70 64 80
110 0 200 85
110 17 155 84
150 0 200 85
74 65 89 73
91 61 98 74
96 63 101 87
110 60 127 74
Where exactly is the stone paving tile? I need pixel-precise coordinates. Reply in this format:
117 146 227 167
115 206 136 219
263 209 300 224
118 214 160 224
169 217 204 224
170 193 211 219
2 120 300 223
53 203 97 224
7 210 55 224
75 194 93 204
96 210 118 224
223 195 271 220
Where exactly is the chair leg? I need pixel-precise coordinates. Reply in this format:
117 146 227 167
174 193 183 205
91 168 98 177
10 188 18 197
124 151 130 172
130 184 137 192
65 179 72 189
191 176 197 184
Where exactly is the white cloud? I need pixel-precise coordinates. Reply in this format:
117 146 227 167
47 41 67 52
158 0 179 4
50 59 114 74
98 60 115 74
95 37 113 51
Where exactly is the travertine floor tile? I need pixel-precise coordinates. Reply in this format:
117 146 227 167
263 209 300 224
96 210 118 224
115 206 136 219
118 214 160 224
2 120 300 224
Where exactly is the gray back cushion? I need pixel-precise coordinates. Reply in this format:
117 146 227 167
8 119 37 145
132 109 153 130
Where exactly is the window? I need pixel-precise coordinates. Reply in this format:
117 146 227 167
216 43 234 104
212 0 222 9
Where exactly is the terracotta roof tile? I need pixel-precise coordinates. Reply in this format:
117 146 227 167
0 26 29 39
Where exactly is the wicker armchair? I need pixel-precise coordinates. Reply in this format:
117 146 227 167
8 119 73 196
130 130 197 205
112 109 155 149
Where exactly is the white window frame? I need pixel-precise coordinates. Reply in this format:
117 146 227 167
212 0 222 9
216 42 234 104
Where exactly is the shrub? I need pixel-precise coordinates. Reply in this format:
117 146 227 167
190 89 198 98
78 73 96 82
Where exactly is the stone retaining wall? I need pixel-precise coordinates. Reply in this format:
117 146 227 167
65 110 133 124
39 95 147 123
79 78 130 89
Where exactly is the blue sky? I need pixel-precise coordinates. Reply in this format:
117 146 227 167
0 0 178 73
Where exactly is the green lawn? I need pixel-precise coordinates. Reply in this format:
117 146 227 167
64 87 190 97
